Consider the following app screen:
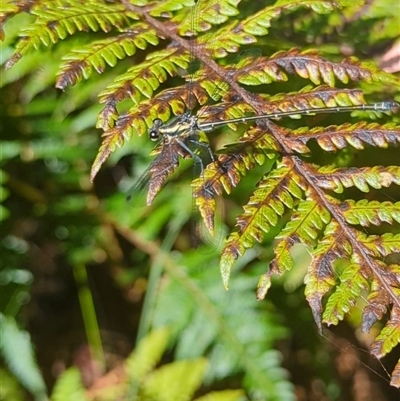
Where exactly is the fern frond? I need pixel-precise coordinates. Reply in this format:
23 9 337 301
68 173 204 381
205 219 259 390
322 262 369 325
238 0 358 37
363 233 400 257
342 200 400 227
313 165 400 193
370 305 400 388
193 125 280 233
304 223 400 346
150 0 193 18
51 367 87 401
256 86 368 115
220 158 306 288
178 0 241 35
293 122 400 152
255 198 332 299
237 48 398 87
97 48 191 129
269 200 331 274
142 359 208 401
194 390 244 401
95 53 388 174
200 21 257 57
125 327 170 383
0 314 47 399
303 220 345 332
5 0 139 69
56 25 160 89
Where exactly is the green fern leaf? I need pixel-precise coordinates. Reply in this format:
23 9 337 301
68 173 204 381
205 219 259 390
178 0 241 35
281 199 330 243
201 21 257 57
362 233 400 257
256 86 369 115
150 0 193 18
142 358 208 401
275 0 363 13
220 158 305 288
370 305 400 357
294 122 400 152
304 221 346 332
239 0 362 37
322 262 369 325
193 125 280 233
268 200 331 277
51 367 88 401
97 48 192 129
194 390 244 401
56 25 160 89
241 48 399 87
0 314 47 400
314 165 400 193
125 327 170 384
5 0 139 69
342 200 400 227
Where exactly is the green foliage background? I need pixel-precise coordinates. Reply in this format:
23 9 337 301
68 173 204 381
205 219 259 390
1 1 399 401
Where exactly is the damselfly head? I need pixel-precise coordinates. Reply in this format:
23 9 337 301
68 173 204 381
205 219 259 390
386 101 400 113
149 118 163 141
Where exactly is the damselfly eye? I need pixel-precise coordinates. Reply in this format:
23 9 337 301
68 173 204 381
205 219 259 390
152 118 163 128
149 130 159 141
149 118 163 141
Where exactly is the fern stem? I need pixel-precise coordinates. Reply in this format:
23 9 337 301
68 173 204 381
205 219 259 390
136 211 188 344
73 263 106 372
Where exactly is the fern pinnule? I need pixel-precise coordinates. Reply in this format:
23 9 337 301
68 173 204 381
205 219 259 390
125 327 170 382
303 220 344 332
369 303 400 387
370 305 400 357
56 26 160 89
322 262 369 325
220 157 307 288
51 367 87 401
97 48 191 120
293 122 400 151
312 165 400 193
363 233 400 258
342 200 400 227
236 0 362 39
5 1 139 69
237 48 399 87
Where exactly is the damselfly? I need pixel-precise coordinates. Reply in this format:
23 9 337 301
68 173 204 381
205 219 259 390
136 100 399 205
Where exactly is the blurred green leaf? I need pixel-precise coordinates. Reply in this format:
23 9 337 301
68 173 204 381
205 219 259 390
0 314 47 401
